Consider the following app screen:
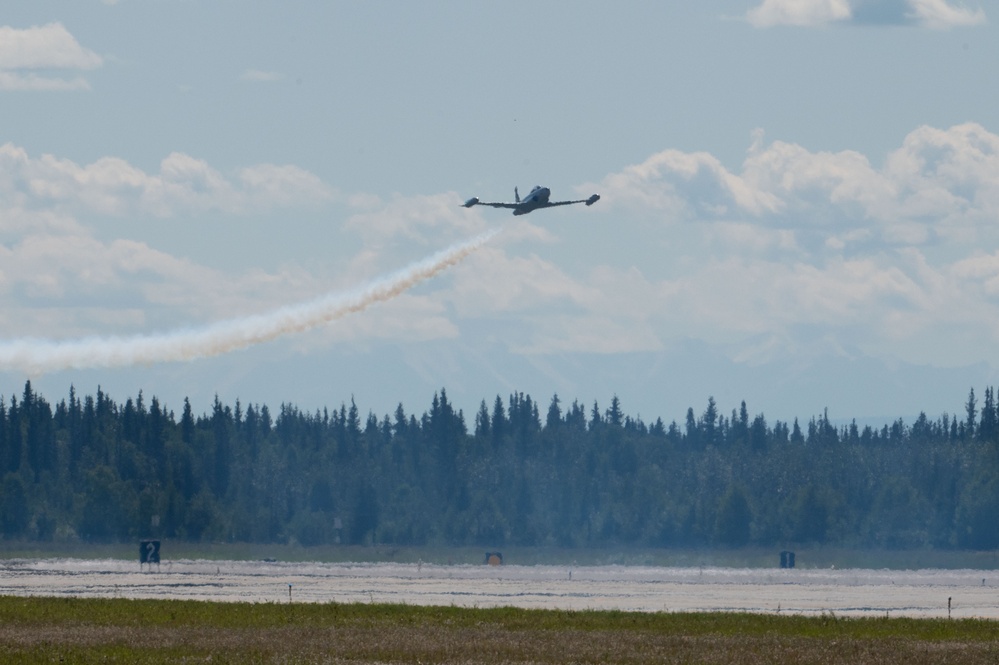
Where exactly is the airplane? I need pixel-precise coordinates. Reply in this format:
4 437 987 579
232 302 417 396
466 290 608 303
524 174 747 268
462 186 600 216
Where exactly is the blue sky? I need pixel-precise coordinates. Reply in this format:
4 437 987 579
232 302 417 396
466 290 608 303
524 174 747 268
0 1 997 427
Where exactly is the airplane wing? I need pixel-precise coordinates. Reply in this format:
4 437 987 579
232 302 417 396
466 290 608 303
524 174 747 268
463 197 519 210
474 200 520 209
544 194 601 208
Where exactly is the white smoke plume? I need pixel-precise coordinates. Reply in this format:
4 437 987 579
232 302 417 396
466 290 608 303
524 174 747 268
0 229 498 373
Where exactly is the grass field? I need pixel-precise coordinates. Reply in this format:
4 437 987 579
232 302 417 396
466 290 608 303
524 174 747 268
1 596 998 664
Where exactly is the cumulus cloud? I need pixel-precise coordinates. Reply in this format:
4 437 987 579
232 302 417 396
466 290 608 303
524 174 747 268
303 121 999 368
0 207 82 236
0 144 342 339
554 122 999 369
9 123 995 374
345 192 488 244
0 145 499 360
0 23 102 70
0 143 334 216
4 125 999 384
0 23 103 91
908 0 987 27
441 239 680 357
746 0 986 28
594 123 999 250
595 148 782 217
0 216 333 339
747 0 852 27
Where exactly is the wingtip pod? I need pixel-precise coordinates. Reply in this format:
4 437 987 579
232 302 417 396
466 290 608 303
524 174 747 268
463 197 479 208
585 194 600 206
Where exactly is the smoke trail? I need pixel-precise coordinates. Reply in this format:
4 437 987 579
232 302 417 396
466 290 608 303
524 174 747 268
0 229 498 373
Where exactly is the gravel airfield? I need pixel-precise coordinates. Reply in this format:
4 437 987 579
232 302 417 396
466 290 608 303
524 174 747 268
2 558 997 618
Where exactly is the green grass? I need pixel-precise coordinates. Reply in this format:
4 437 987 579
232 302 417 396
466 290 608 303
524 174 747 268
1 596 999 664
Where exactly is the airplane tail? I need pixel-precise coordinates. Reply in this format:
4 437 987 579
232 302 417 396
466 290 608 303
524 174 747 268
515 187 520 203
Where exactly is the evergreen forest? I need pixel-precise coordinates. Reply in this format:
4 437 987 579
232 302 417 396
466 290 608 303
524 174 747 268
2 381 999 551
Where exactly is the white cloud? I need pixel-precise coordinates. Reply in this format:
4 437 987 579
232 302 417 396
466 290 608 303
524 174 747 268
451 247 597 315
0 223 329 338
301 291 461 348
0 23 102 70
594 148 782 217
0 207 83 236
747 0 852 27
596 123 999 250
321 203 999 366
702 221 800 255
0 149 483 352
294 120 993 372
0 23 102 91
560 122 999 368
746 0 986 28
440 223 974 364
240 69 284 82
238 164 333 209
3 123 998 390
444 245 669 355
742 139 891 220
345 192 487 244
0 72 91 92
909 0 987 28
0 143 334 216
0 144 343 341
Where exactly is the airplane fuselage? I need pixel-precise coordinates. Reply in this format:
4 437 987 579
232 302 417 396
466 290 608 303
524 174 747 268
514 186 552 215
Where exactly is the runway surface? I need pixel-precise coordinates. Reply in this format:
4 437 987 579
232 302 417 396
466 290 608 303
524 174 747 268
1 558 996 618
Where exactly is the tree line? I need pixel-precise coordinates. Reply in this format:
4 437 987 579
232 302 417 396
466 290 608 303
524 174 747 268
1 381 998 550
